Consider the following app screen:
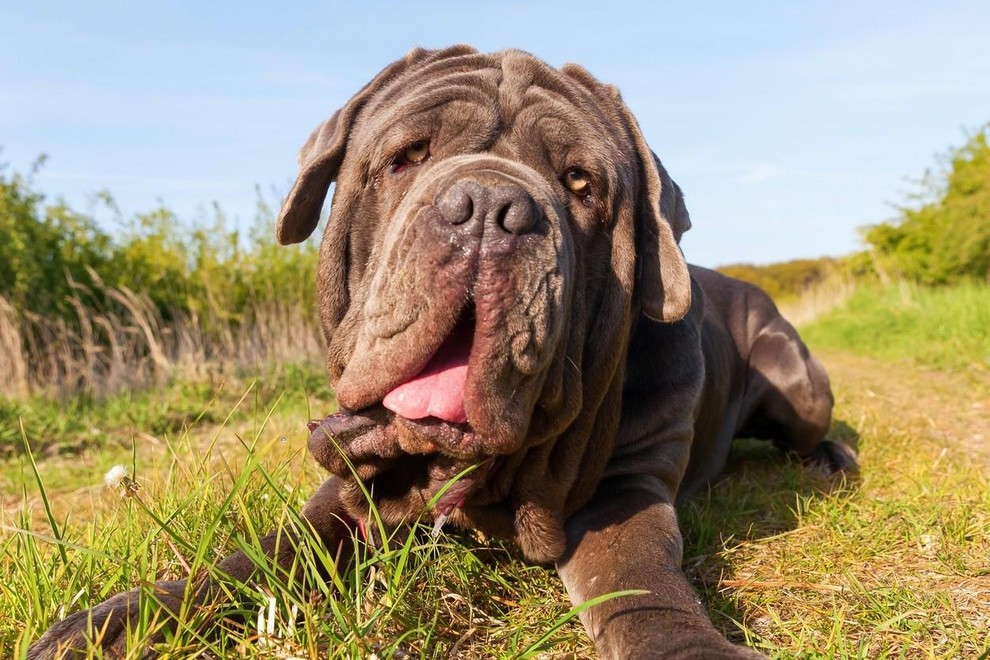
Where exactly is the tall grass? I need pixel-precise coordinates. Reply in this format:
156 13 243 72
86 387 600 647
2 394 599 658
774 275 856 328
1 163 325 401
0 281 324 400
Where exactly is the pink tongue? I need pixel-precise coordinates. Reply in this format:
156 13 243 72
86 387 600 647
382 321 471 424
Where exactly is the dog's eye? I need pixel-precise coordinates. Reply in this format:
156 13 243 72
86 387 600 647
405 140 430 163
392 140 430 173
562 168 592 197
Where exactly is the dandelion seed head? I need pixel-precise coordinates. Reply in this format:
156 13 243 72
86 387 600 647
104 464 129 489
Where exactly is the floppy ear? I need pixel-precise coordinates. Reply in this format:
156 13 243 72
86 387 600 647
614 104 692 322
652 151 692 243
275 109 348 244
276 45 478 244
559 66 691 322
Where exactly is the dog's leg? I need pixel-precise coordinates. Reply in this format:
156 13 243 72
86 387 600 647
557 475 760 659
28 477 356 659
742 318 858 476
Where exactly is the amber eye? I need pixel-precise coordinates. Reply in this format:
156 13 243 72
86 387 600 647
392 140 430 173
562 168 592 197
405 140 429 163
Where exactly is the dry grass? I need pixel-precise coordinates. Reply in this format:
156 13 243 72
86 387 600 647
0 280 324 400
775 275 856 327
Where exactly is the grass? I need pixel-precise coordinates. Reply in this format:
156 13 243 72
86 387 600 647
0 362 333 453
2 282 989 657
1 368 600 658
682 373 990 656
0 278 325 401
800 280 990 373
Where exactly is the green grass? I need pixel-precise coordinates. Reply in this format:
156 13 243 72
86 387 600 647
2 283 989 657
1 383 599 658
0 360 333 454
800 281 990 372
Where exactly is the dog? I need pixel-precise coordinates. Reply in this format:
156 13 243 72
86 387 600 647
30 45 855 659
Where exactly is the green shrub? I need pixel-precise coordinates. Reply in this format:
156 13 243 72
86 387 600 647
0 160 117 317
1 161 320 327
863 126 990 284
0 159 323 399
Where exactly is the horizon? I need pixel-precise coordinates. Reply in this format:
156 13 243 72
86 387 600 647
3 1 990 267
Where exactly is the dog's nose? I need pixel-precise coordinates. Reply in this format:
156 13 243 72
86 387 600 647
438 181 538 235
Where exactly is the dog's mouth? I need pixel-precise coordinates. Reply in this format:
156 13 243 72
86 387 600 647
381 310 474 425
306 305 491 513
308 308 481 448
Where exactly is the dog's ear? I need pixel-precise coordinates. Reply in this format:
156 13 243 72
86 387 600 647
276 45 478 244
559 66 692 323
617 106 692 322
560 66 691 322
652 151 692 243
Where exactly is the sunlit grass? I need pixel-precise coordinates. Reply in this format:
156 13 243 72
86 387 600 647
801 280 990 373
3 283 989 657
1 377 600 658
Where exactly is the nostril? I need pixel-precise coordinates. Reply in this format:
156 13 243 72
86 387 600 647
496 204 511 231
437 181 538 235
439 183 477 226
497 197 538 235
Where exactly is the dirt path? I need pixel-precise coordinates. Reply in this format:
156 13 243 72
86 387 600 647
819 350 990 470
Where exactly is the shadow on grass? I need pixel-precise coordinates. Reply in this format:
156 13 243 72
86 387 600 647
678 419 861 646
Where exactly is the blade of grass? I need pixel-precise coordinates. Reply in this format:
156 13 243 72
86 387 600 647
20 419 68 567
512 589 648 658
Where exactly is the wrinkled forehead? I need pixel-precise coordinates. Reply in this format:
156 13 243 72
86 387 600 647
351 50 627 168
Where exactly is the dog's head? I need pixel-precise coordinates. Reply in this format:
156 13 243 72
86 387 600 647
278 46 691 561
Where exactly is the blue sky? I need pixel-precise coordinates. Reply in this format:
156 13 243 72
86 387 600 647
3 2 990 267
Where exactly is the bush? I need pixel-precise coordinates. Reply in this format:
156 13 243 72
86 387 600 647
717 258 840 302
0 160 320 325
0 159 117 317
863 126 990 284
0 159 323 398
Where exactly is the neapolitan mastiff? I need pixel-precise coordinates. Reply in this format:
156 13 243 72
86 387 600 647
31 46 855 658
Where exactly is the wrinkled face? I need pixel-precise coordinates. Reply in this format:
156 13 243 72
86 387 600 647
281 49 689 532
